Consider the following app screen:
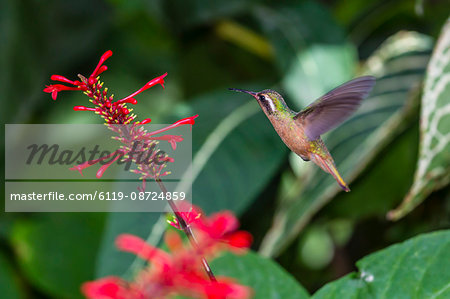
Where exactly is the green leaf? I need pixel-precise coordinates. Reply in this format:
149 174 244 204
254 1 348 75
282 43 357 109
312 230 450 298
388 18 450 220
0 251 25 299
161 0 253 30
212 251 309 299
11 214 105 298
260 31 433 257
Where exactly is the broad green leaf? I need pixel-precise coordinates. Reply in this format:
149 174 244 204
260 31 433 257
282 43 357 110
388 18 450 220
11 214 105 298
312 230 450 298
96 89 288 276
334 0 380 27
254 1 347 75
0 251 25 299
161 0 253 30
334 0 449 46
212 251 309 299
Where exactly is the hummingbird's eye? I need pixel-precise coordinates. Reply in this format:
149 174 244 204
258 95 266 102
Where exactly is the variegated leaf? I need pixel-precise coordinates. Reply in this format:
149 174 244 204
388 18 450 220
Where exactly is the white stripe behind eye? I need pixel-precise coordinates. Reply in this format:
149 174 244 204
261 95 276 112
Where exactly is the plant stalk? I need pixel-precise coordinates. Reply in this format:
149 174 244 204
155 178 216 282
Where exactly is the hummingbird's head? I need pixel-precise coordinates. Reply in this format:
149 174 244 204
229 88 287 115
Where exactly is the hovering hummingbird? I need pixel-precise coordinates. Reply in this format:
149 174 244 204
230 76 376 192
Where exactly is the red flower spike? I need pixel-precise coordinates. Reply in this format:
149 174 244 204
149 135 184 150
90 50 113 78
73 106 96 111
46 54 250 296
204 279 252 299
224 231 253 249
168 203 201 230
88 77 97 86
146 72 167 89
96 65 108 76
147 115 199 137
70 150 122 176
82 209 252 299
198 211 239 238
96 152 124 178
172 114 199 127
192 210 252 251
114 73 167 105
164 157 175 163
137 179 146 192
50 75 78 85
139 118 152 125
43 84 80 100
82 277 130 299
116 234 170 266
115 98 137 105
70 162 90 176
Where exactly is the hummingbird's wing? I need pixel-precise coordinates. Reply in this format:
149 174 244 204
294 76 375 141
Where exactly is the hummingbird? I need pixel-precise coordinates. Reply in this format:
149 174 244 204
230 76 376 192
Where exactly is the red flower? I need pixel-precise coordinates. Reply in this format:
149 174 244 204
45 51 195 180
148 135 184 150
203 279 252 299
90 50 112 78
194 211 253 253
168 204 253 254
43 84 82 100
145 115 199 137
44 50 166 125
82 277 138 299
116 234 170 268
82 231 251 299
167 203 202 230
69 149 125 178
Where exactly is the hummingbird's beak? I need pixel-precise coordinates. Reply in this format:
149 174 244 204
228 88 258 98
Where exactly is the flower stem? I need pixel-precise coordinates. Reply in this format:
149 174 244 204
155 178 217 282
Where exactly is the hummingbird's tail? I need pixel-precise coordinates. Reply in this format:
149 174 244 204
311 154 350 192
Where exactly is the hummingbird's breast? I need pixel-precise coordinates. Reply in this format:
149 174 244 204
268 115 311 160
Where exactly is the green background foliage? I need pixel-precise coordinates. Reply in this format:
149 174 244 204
1 0 449 298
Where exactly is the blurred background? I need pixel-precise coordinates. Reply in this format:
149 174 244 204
1 0 449 298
